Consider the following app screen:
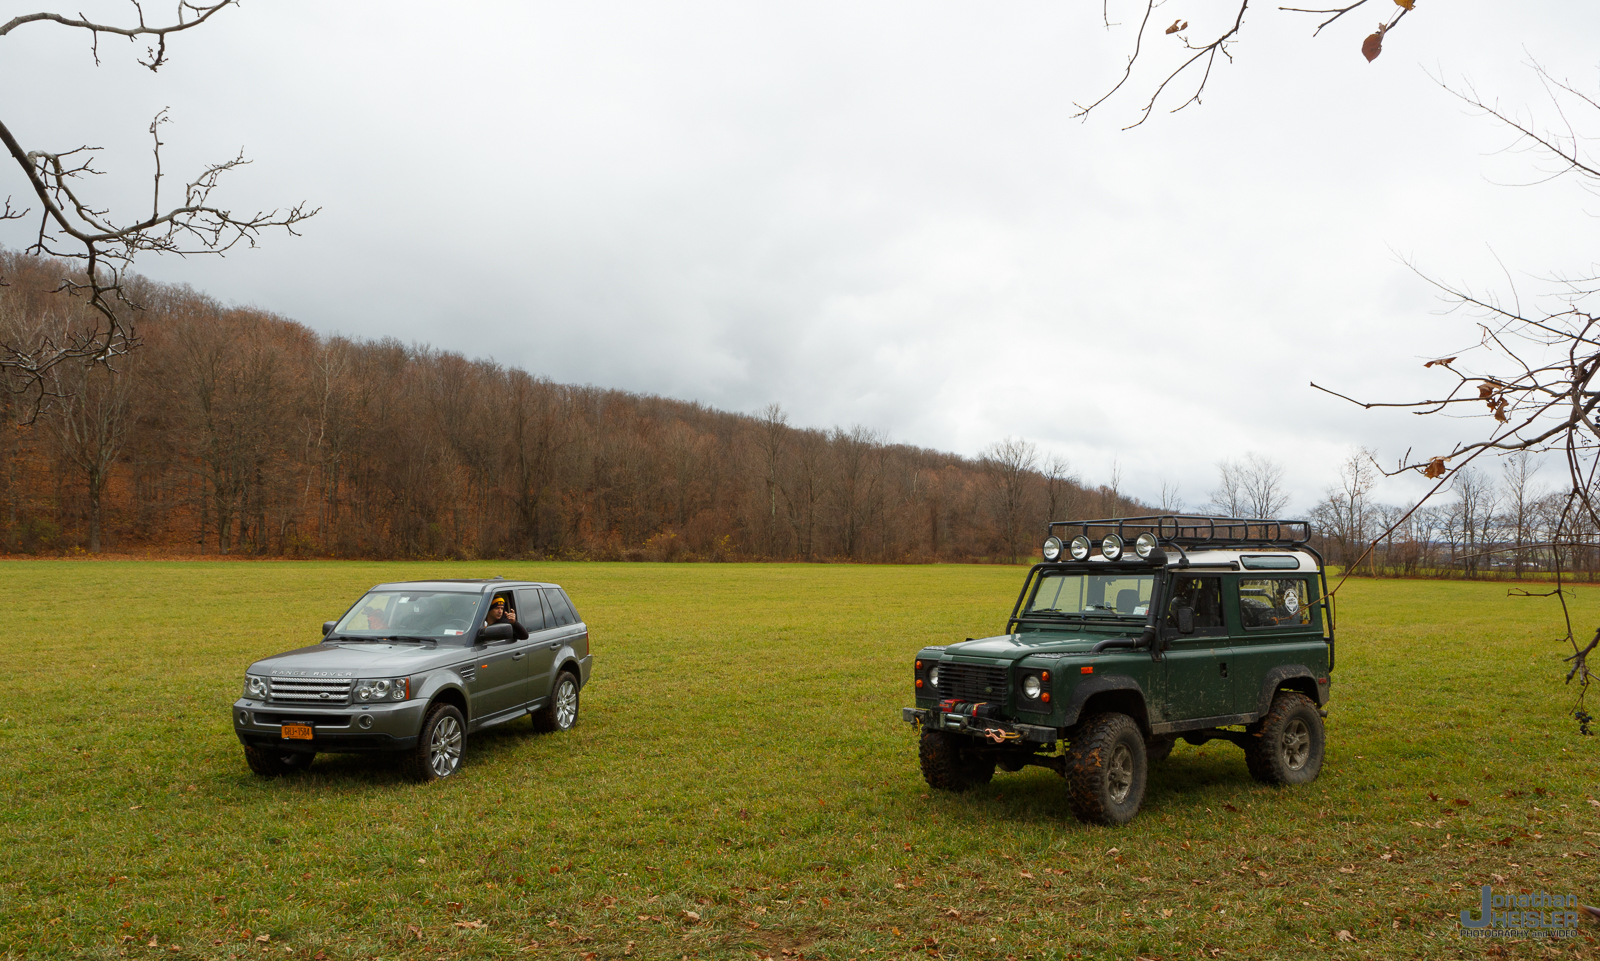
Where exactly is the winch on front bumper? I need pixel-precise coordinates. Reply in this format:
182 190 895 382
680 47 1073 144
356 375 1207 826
902 706 1058 744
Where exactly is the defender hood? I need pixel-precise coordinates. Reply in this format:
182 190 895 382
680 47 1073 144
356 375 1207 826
940 628 1145 660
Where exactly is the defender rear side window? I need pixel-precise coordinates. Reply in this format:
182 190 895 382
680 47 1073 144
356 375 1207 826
1239 577 1313 629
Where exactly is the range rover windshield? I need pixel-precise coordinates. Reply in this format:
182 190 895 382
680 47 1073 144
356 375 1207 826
1026 572 1154 618
331 591 482 641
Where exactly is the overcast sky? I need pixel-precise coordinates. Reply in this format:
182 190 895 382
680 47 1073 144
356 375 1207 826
2 0 1597 514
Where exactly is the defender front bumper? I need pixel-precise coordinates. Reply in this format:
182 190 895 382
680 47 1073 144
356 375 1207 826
901 707 1058 744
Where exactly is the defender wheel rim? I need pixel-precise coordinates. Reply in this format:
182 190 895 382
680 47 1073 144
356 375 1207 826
1107 743 1134 804
555 679 578 729
429 716 463 776
1282 718 1311 771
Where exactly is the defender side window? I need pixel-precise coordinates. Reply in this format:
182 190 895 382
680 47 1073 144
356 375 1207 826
1239 577 1313 629
1165 576 1223 630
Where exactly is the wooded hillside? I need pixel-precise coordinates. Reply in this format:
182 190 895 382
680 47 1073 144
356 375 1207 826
0 251 1141 560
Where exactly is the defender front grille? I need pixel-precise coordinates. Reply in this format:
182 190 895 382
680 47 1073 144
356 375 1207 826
269 677 352 705
936 663 1009 703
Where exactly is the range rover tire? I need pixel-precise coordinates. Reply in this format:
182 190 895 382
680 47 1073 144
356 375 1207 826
402 703 466 783
918 729 995 792
243 746 314 777
1245 692 1324 786
1064 713 1147 826
1146 735 1175 764
533 671 580 733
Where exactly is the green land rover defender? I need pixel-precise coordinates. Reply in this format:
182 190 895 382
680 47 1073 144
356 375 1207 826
902 516 1333 825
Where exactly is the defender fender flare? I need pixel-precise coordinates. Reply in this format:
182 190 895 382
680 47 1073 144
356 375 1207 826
1256 664 1324 713
1060 675 1148 729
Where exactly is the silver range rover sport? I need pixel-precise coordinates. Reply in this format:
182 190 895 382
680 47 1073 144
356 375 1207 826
233 578 592 782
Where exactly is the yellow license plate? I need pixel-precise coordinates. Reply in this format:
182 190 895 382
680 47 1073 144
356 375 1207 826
281 724 313 740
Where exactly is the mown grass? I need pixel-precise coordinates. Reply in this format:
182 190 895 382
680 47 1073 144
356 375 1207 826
1 561 1598 961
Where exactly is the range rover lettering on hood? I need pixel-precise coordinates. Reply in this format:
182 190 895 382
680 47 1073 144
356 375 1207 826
275 670 355 677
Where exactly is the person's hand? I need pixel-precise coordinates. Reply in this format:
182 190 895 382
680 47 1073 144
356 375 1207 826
506 610 517 622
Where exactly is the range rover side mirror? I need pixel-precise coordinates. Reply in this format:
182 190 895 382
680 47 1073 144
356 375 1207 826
322 621 337 636
479 622 514 643
1177 607 1195 635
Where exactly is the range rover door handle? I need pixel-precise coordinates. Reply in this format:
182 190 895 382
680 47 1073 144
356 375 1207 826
511 652 526 661
548 641 561 649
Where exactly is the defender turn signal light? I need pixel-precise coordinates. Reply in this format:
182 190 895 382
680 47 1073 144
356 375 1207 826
1081 666 1094 674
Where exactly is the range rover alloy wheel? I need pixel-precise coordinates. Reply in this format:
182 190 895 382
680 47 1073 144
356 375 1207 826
403 703 466 782
535 672 581 733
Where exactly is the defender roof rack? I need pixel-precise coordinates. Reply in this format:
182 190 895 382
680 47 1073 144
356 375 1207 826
1048 515 1311 550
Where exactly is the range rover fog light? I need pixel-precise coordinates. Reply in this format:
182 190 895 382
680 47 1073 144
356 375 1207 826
1135 532 1158 559
1101 534 1124 561
1069 535 1092 561
358 714 374 730
1022 674 1042 699
928 666 940 689
237 711 249 725
1042 536 1063 561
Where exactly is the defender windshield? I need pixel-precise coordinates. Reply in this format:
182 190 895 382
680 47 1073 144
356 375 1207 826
1027 571 1154 618
332 591 483 640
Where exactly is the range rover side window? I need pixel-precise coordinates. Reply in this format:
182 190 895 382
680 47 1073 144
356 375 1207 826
515 588 549 631
542 588 576 626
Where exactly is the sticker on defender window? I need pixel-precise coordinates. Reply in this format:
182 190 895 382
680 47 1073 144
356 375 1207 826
1283 589 1300 615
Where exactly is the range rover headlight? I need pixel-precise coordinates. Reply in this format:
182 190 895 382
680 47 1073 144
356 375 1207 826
356 678 410 702
927 666 940 689
1069 535 1092 561
1101 534 1124 561
1042 536 1063 562
245 675 268 699
1022 674 1042 699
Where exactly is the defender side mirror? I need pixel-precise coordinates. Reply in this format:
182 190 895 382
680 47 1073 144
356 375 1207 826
479 622 514 643
1177 607 1195 635
322 621 337 636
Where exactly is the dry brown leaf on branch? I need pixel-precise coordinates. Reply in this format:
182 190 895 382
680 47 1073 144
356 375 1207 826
1423 356 1456 368
1393 0 1414 9
1424 457 1447 479
1164 19 1188 34
1361 29 1384 62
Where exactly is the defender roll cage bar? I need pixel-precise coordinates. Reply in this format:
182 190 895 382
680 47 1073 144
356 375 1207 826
1019 514 1336 669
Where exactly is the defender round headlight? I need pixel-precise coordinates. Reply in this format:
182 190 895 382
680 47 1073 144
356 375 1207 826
1042 536 1063 561
1069 535 1092 561
1022 674 1042 699
1102 534 1124 561
1135 532 1158 559
246 676 268 699
928 666 940 689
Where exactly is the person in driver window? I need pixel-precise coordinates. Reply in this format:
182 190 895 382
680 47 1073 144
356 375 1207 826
361 601 389 632
484 595 528 640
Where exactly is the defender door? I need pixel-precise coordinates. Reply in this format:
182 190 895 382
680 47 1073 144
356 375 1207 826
1160 574 1234 721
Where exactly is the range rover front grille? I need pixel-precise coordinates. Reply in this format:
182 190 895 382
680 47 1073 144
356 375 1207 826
269 677 352 705
936 663 1009 702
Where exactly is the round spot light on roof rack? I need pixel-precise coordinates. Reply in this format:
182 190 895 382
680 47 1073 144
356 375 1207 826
1134 532 1159 559
1069 535 1092 561
1042 536 1063 562
1101 534 1124 561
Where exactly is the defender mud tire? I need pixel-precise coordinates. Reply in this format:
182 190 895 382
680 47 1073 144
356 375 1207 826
918 729 995 792
1245 692 1324 786
533 671 581 733
1146 735 1175 764
243 745 314 778
1064 713 1147 826
401 703 466 783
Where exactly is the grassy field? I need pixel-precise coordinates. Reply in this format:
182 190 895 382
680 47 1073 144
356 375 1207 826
1 561 1598 961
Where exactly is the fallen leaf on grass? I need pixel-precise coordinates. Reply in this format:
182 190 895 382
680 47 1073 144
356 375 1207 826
148 937 159 947
1491 874 1506 883
405 924 422 940
1339 866 1356 874
1452 799 1471 807
1336 929 1356 942
624 941 636 955
944 909 961 919
682 910 701 924
1223 803 1240 813
1019 871 1034 879
255 935 270 943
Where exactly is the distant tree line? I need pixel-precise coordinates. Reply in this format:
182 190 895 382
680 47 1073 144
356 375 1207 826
1306 448 1600 579
0 251 1148 561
